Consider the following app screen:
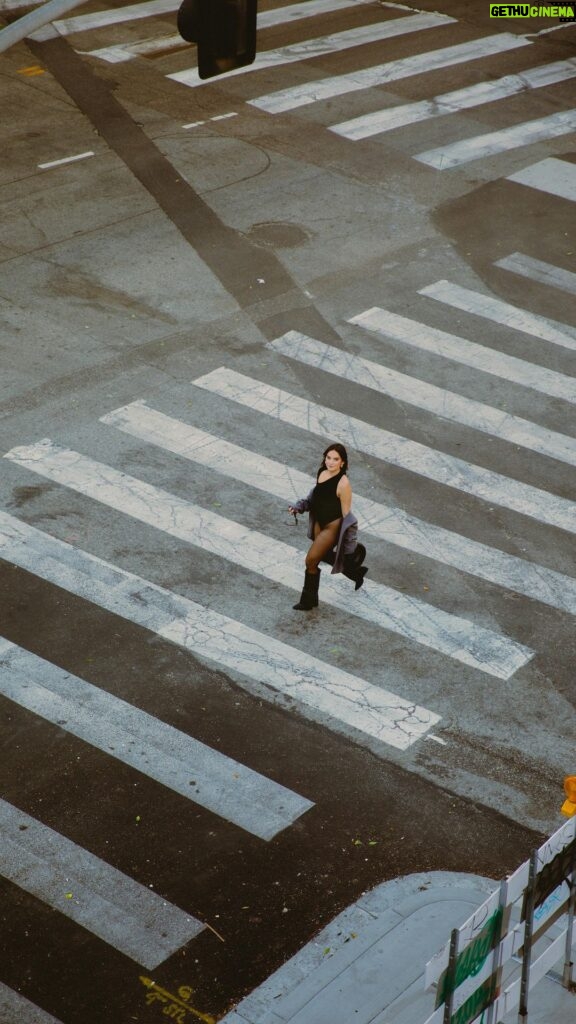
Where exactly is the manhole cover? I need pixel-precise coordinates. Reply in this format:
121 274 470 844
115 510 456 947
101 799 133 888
245 221 310 249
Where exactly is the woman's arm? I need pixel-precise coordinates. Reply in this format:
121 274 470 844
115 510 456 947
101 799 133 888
288 487 315 515
337 476 352 517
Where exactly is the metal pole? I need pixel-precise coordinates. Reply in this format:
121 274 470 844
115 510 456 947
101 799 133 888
443 928 459 1024
486 880 509 1024
518 849 538 1023
0 0 88 55
562 842 576 988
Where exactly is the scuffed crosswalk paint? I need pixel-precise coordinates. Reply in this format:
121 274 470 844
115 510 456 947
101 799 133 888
267 331 576 466
0 510 439 749
192 368 576 535
250 33 527 114
331 58 576 139
348 306 576 404
419 280 576 353
0 639 313 840
415 109 576 169
101 400 576 616
507 157 576 202
81 0 376 62
0 798 203 967
0 983 63 1024
168 12 454 88
4 441 534 678
495 253 576 297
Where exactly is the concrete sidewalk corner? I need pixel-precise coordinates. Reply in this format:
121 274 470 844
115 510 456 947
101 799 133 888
220 871 576 1024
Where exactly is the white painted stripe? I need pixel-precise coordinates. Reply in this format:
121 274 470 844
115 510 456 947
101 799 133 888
55 0 178 34
0 0 43 7
167 12 455 88
331 57 576 139
102 401 576 615
4 441 532 679
419 279 576 353
192 368 576 535
349 306 576 404
38 151 94 169
0 510 439 750
507 156 576 201
268 331 576 466
0 983 63 1024
414 109 576 169
83 37 183 63
182 112 238 129
0 640 312 840
0 797 202 967
495 252 576 296
65 0 369 37
81 0 375 62
250 33 528 114
81 0 378 62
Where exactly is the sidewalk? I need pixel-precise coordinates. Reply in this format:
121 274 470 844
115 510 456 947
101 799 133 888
220 872 576 1024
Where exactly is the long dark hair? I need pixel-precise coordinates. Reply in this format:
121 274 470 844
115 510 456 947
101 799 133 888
317 443 348 479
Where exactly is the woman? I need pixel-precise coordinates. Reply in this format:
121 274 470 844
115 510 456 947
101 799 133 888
288 443 368 611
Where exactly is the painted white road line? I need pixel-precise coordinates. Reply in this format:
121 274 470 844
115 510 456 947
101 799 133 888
349 306 576 404
507 156 576 201
331 57 576 139
4 441 532 679
79 0 375 62
54 0 178 34
268 331 576 466
71 0 358 38
0 510 439 750
0 797 203 967
0 984 63 1024
250 33 528 114
102 400 576 615
419 279 576 354
182 113 238 129
38 151 94 169
415 108 576 169
0 0 43 7
85 34 184 62
0 639 312 840
167 12 455 87
495 252 576 296
193 368 576 536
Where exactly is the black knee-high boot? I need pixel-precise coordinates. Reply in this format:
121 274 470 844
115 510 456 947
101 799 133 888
293 569 320 610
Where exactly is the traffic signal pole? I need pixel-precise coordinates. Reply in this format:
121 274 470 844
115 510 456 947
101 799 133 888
0 0 88 55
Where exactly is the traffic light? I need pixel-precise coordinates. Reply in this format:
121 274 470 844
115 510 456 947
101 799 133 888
561 775 576 817
177 0 257 80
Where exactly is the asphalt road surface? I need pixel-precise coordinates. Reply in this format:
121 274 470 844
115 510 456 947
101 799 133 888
1 0 575 1020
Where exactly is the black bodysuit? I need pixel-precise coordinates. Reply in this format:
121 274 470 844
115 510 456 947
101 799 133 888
311 470 344 528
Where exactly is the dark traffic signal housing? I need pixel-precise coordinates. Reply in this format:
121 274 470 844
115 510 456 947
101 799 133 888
177 0 257 80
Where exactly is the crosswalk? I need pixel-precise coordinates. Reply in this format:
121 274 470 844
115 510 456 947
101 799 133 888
2 272 575 1012
0 983 64 1024
3 257 575 993
0 796 204 969
3 1 576 1017
0 639 313 840
16 0 575 182
2 263 575 991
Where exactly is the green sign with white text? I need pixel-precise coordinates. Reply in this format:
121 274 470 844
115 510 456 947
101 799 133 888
435 908 503 1009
